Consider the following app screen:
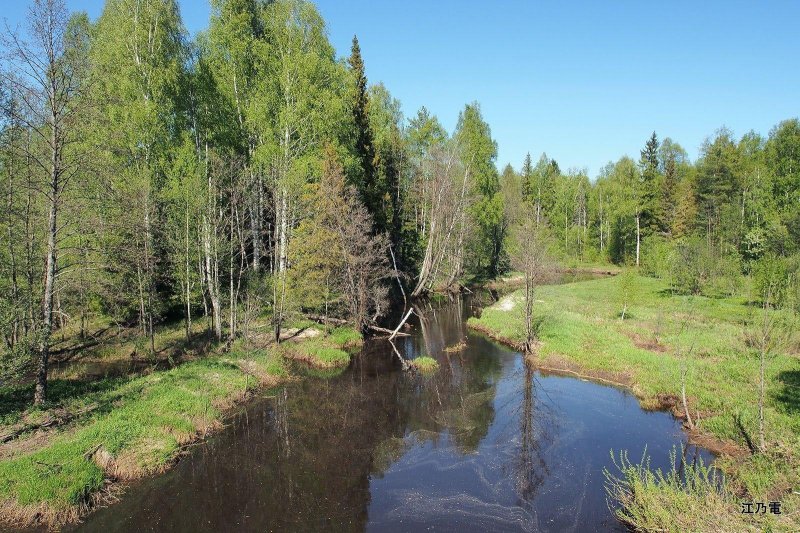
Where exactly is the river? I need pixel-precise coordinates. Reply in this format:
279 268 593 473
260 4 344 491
74 290 713 532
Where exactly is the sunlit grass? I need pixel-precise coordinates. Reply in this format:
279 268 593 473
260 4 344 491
279 327 362 369
469 273 800 530
0 334 291 526
0 358 259 522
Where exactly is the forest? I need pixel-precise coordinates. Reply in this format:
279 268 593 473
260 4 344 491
3 0 798 403
0 0 799 531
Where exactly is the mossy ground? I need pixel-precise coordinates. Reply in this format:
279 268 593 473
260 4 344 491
469 273 800 531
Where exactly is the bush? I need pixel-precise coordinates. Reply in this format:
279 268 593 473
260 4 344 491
668 238 742 297
641 236 673 279
752 254 791 306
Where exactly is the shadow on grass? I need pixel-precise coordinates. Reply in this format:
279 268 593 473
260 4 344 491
775 369 800 414
50 325 119 361
166 328 216 357
655 288 680 298
1 329 220 425
0 377 124 423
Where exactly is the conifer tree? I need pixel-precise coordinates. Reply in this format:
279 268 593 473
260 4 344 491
639 131 661 233
521 152 533 202
348 35 379 229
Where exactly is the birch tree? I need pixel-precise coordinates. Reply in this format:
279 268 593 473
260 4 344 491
1 0 90 403
91 0 186 353
510 217 553 352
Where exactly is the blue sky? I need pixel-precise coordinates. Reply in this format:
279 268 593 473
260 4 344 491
4 1 799 177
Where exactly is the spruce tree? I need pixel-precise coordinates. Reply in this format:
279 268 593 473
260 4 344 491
348 35 379 230
521 152 533 201
638 131 661 233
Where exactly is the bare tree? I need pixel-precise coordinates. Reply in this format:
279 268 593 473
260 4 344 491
746 283 793 453
290 146 390 333
319 149 390 331
411 143 471 296
673 301 698 430
510 216 554 353
1 0 89 404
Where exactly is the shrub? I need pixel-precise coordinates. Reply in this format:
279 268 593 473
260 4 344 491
641 236 673 280
668 238 742 297
752 254 791 306
604 447 734 532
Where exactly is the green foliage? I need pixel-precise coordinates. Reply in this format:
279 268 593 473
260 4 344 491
752 254 791 305
667 238 742 297
470 275 800 530
640 236 673 279
0 339 35 385
454 103 506 278
604 447 735 532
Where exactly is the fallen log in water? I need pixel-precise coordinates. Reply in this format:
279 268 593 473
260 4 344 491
304 314 411 337
389 308 415 340
368 325 411 337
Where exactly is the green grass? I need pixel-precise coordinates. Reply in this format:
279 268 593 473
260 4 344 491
469 273 800 531
328 327 364 349
410 356 440 374
282 338 350 368
604 447 745 532
0 349 287 525
226 342 288 380
280 327 362 370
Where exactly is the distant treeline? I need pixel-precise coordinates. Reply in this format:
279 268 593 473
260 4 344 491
506 124 799 299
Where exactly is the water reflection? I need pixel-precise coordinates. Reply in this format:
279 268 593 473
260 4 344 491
76 295 713 533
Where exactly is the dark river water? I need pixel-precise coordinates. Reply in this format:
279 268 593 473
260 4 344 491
75 293 713 532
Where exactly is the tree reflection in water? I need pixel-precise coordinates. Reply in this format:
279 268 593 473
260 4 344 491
76 294 713 533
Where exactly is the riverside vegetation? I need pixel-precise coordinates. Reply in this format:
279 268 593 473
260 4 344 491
0 319 360 526
1 0 799 530
469 273 800 531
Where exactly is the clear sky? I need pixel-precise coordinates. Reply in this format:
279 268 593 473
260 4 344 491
4 0 799 177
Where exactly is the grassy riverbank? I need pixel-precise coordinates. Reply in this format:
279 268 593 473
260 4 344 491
0 321 362 528
468 274 800 531
279 325 363 369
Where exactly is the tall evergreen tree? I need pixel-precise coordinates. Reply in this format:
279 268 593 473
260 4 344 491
368 83 405 259
348 35 379 229
521 152 533 201
696 128 741 246
638 131 661 232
